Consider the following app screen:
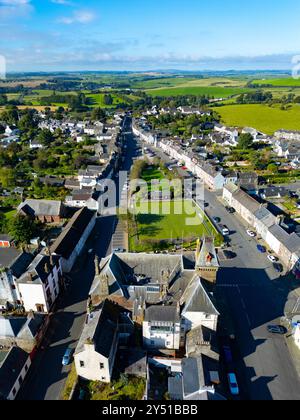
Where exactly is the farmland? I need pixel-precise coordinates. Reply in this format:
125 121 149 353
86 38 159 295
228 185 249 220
251 77 300 87
212 103 300 135
145 86 250 98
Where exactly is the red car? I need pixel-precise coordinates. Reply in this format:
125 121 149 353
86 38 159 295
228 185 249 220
182 166 188 170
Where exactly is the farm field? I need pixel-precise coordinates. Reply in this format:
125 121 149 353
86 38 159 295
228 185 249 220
212 103 300 135
252 77 300 87
146 86 250 98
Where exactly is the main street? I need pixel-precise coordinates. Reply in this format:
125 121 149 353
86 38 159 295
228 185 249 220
144 139 300 400
18 117 136 400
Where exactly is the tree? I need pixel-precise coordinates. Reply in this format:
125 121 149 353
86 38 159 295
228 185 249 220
238 133 254 150
103 94 113 106
0 212 7 234
91 107 106 122
37 129 54 146
267 163 278 173
9 215 39 245
0 167 16 188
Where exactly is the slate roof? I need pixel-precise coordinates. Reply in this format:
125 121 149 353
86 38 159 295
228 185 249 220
182 357 206 396
0 248 22 271
231 187 261 213
196 237 219 268
144 306 180 323
0 347 29 400
90 251 219 321
0 314 45 339
51 207 95 259
75 300 119 358
254 207 277 228
181 277 219 316
17 253 60 286
18 199 63 217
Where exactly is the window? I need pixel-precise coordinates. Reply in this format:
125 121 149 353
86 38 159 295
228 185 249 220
80 361 85 368
101 377 106 381
25 365 28 372
100 363 104 370
12 388 16 396
18 376 23 386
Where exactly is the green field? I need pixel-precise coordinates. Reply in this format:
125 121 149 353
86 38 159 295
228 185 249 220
131 199 219 247
213 103 300 135
252 77 300 87
146 86 250 98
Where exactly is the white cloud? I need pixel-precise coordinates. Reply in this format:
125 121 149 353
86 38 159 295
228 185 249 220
0 0 33 19
58 10 96 24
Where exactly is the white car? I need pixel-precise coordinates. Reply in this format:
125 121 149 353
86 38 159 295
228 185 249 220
228 373 239 396
268 255 278 263
247 230 256 238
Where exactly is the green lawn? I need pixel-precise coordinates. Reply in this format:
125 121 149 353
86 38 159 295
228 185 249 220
85 92 132 108
212 103 300 135
130 200 220 253
146 86 250 98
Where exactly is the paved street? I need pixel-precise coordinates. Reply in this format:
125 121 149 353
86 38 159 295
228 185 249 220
204 189 300 400
142 138 300 400
18 117 136 400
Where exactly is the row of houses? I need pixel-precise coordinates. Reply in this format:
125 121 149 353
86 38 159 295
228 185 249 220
145 105 212 117
74 237 224 401
133 118 260 193
0 206 96 314
223 183 300 272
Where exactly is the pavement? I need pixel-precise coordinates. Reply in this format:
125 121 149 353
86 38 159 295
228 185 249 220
140 137 300 401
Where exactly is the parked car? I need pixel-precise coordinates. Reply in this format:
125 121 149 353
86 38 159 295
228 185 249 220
78 388 87 401
247 230 256 238
226 206 235 214
113 248 126 253
223 346 233 364
228 373 239 396
62 348 73 366
267 325 287 335
268 254 278 263
223 250 237 260
221 226 230 236
257 245 266 253
273 263 284 273
213 217 221 224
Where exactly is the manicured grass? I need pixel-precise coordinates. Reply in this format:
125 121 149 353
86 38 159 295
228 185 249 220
146 86 250 98
142 167 164 183
132 200 219 243
212 103 300 135
85 92 132 108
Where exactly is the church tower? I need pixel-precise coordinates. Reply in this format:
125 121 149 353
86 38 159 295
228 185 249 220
195 237 219 285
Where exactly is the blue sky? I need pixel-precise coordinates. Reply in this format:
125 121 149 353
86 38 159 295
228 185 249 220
0 0 299 72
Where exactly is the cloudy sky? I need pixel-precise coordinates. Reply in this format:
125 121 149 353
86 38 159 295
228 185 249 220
0 0 299 72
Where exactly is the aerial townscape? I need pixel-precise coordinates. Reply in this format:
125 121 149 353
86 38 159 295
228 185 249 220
0 0 300 404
